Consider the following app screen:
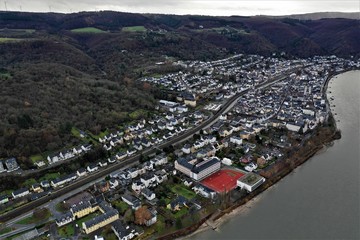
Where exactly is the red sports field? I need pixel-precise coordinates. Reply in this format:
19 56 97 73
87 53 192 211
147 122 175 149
201 169 245 193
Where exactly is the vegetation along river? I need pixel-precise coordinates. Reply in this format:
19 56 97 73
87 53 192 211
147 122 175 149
188 70 360 240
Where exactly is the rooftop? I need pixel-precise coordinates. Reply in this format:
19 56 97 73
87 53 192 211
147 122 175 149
238 172 264 186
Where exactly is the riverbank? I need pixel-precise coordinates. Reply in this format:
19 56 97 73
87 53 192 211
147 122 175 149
176 118 340 240
170 71 350 240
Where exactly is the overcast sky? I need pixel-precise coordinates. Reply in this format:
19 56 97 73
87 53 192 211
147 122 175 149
2 0 359 16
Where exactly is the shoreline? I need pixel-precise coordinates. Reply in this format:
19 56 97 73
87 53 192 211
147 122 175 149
168 70 358 240
180 188 268 239
180 144 334 240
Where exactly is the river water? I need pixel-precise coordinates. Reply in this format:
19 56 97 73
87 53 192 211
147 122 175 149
189 70 360 240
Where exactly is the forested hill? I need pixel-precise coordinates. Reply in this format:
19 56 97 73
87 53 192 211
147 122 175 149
0 11 358 166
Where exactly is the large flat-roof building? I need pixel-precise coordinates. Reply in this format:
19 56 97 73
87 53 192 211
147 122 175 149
237 172 265 192
175 156 221 181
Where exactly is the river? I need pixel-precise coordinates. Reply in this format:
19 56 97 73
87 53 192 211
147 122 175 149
188 70 360 240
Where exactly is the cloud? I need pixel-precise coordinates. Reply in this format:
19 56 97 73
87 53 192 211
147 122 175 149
3 0 359 15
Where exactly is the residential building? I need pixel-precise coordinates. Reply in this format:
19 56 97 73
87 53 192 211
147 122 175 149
0 195 9 204
0 161 5 173
56 212 74 227
222 158 233 166
121 194 141 210
230 136 243 145
40 180 50 188
31 183 43 193
111 220 139 240
51 173 77 188
141 188 156 201
77 168 87 177
145 208 157 226
12 188 30 199
167 195 187 211
4 157 20 172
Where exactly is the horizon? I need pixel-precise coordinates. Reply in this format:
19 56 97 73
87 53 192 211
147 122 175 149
0 9 358 18
0 0 359 16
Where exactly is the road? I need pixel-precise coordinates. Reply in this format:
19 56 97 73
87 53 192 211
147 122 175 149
0 68 296 224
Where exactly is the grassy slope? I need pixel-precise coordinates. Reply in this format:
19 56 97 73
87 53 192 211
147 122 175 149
71 27 106 33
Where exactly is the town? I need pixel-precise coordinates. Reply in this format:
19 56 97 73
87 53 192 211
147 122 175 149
0 54 358 240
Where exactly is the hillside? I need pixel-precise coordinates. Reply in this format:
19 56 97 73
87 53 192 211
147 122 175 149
0 11 358 165
269 12 359 20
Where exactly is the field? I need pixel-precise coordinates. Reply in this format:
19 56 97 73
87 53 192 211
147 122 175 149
0 37 21 43
122 26 146 32
58 224 75 238
30 154 44 163
201 169 246 193
39 172 61 181
170 184 196 199
70 27 106 33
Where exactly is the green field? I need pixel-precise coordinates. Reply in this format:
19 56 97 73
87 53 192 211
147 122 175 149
30 154 44 163
170 184 196 200
58 224 75 238
0 38 21 43
129 109 148 120
0 227 14 235
70 27 106 33
172 207 188 219
0 72 11 78
39 172 61 181
22 178 37 187
16 210 51 225
113 201 128 214
0 28 35 33
87 129 109 140
122 26 146 32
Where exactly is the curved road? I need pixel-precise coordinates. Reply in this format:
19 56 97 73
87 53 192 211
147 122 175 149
0 69 297 224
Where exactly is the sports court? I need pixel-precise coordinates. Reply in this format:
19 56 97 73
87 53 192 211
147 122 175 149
201 169 245 193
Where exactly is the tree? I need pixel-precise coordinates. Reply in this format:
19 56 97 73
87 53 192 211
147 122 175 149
193 134 200 141
134 206 151 225
158 199 166 207
124 209 134 223
255 135 263 145
175 218 183 229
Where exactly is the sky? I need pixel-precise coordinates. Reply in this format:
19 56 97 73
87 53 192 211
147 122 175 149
1 0 359 16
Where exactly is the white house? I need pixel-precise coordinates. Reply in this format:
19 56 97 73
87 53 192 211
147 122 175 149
230 136 243 145
154 170 168 184
87 164 99 173
126 168 139 179
141 188 156 201
222 158 233 166
132 181 146 192
76 168 87 177
245 162 258 172
286 122 302 132
56 212 74 227
12 188 30 199
181 144 191 154
116 152 128 160
140 173 157 188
